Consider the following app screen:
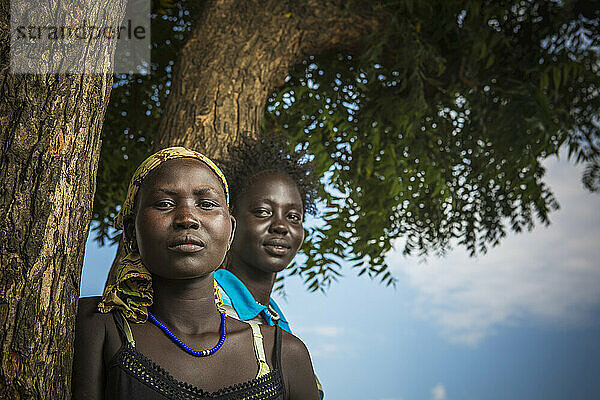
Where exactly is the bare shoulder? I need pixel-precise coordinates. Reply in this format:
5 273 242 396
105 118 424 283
279 329 319 400
280 329 311 361
252 325 314 369
77 296 103 317
76 296 122 355
73 296 114 400
75 296 111 335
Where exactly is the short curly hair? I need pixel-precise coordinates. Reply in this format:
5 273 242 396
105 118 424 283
220 134 319 216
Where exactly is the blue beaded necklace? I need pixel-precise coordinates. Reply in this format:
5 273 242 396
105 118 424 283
148 311 227 357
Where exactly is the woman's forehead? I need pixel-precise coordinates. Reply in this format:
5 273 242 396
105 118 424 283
244 172 302 204
142 158 226 195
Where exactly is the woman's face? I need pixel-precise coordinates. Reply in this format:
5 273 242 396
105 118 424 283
133 158 235 279
229 172 304 274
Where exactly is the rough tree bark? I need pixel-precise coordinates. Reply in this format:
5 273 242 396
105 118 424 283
104 0 384 288
0 0 127 398
155 0 382 157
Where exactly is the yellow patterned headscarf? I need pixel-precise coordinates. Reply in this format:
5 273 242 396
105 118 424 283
98 147 227 323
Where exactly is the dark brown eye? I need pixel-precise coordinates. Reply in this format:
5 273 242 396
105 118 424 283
253 208 271 217
288 213 302 223
155 200 174 209
199 200 219 209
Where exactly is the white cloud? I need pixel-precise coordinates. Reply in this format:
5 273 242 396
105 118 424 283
308 342 345 358
388 158 600 346
293 325 347 358
431 383 447 400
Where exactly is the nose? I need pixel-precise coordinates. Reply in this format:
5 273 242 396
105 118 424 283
268 212 288 235
173 204 200 230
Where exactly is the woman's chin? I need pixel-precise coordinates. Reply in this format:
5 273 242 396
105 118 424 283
151 265 217 281
259 259 290 274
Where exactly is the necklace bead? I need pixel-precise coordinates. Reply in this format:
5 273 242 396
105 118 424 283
265 304 280 322
148 311 227 357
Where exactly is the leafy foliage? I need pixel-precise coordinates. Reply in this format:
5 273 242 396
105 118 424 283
266 0 600 290
93 0 600 291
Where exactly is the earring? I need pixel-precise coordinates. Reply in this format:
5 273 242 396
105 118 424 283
127 230 139 253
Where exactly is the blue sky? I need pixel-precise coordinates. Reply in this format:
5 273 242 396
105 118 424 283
80 155 600 400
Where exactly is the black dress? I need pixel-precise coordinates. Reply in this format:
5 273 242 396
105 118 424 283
105 312 286 400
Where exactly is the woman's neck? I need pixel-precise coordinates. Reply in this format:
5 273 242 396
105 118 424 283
226 259 276 306
149 272 221 335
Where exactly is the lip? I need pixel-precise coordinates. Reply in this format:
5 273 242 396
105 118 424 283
262 238 291 257
168 236 205 254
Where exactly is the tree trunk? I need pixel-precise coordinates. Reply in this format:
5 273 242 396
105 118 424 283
105 0 383 288
155 0 381 157
0 0 127 397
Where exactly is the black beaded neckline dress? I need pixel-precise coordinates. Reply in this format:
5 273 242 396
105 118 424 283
105 312 286 400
